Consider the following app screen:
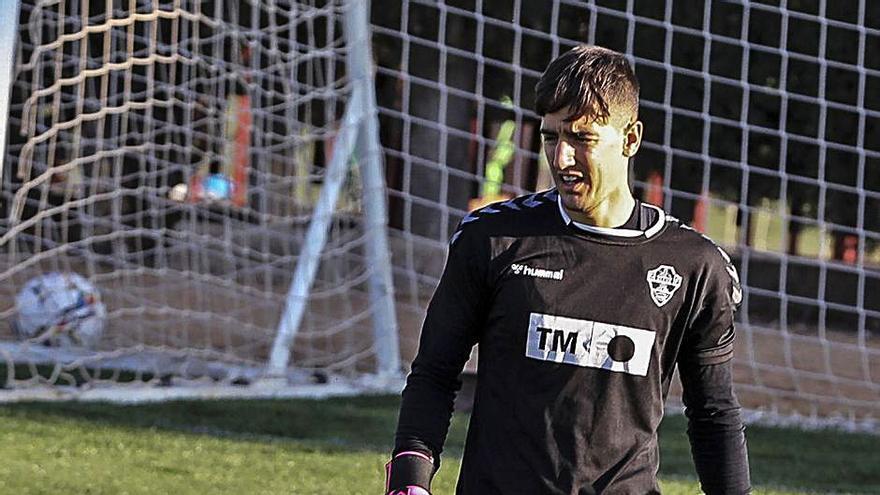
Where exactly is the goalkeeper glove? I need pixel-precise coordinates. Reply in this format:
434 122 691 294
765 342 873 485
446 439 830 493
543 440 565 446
386 487 430 495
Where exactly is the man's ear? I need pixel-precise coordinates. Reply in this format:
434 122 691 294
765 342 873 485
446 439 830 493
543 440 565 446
623 120 643 157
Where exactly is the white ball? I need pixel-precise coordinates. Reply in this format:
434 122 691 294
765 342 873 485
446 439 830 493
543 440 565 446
169 182 188 202
15 272 106 348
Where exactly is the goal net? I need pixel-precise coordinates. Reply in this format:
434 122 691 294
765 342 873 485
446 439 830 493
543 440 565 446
4 0 879 428
372 1 879 431
0 0 400 399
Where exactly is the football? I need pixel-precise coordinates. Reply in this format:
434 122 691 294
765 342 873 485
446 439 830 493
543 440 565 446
14 272 106 348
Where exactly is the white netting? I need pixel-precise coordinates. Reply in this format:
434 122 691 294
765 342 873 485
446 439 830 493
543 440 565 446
3 0 879 424
0 0 396 392
373 0 879 430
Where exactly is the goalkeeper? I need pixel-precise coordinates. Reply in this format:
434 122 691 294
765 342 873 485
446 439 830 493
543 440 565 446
386 44 750 495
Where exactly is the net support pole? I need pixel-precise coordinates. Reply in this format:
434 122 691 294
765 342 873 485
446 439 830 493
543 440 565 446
266 88 363 379
266 0 401 382
346 0 401 378
0 0 21 183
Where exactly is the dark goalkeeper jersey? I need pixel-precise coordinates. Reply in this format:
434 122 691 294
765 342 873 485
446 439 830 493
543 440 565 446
395 189 746 495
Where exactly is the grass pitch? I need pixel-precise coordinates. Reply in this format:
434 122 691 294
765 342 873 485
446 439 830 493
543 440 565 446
0 395 876 494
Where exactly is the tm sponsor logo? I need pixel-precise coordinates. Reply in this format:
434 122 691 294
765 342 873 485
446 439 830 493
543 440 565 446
525 313 656 377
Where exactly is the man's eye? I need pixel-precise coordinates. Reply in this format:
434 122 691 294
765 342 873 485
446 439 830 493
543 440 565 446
541 134 557 143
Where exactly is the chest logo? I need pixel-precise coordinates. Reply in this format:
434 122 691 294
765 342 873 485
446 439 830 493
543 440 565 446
510 263 564 281
525 313 656 376
646 264 682 307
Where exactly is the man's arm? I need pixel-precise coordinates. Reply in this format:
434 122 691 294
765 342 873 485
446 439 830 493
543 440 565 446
679 358 750 494
678 250 750 495
387 221 490 493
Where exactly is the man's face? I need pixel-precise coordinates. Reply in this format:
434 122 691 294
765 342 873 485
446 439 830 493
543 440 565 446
540 109 642 217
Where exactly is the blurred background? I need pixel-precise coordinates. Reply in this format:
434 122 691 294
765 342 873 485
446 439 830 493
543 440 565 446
0 0 877 430
0 1 879 493
369 0 880 425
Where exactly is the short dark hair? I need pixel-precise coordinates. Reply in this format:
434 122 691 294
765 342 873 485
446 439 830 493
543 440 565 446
535 45 639 126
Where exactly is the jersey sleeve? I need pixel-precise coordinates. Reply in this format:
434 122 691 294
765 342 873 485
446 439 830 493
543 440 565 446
679 360 751 495
678 247 751 494
679 247 742 366
393 219 491 468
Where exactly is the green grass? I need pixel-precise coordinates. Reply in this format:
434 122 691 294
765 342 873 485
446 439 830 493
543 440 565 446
0 396 876 494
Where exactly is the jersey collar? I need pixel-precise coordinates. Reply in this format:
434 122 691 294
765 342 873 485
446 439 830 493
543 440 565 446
556 194 666 239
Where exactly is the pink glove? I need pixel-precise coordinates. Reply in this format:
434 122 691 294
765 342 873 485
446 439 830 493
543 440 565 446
387 487 431 495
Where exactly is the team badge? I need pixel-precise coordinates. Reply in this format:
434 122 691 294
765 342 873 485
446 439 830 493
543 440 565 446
646 265 683 307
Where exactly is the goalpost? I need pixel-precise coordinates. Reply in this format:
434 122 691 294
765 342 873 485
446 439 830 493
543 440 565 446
0 0 401 400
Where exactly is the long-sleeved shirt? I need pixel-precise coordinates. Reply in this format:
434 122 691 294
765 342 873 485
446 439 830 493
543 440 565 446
394 189 750 494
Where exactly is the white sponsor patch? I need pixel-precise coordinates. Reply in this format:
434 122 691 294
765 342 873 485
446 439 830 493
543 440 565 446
646 264 683 307
524 313 656 376
510 263 564 281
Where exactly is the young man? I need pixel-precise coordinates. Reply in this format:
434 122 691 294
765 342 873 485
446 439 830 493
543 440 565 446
386 45 750 495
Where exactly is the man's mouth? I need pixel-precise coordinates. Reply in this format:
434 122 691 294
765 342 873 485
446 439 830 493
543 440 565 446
558 172 584 186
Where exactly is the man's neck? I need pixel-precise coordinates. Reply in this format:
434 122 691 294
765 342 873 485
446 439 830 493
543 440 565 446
566 189 637 228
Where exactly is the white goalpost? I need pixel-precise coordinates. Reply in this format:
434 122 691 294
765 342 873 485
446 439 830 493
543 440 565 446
0 0 401 400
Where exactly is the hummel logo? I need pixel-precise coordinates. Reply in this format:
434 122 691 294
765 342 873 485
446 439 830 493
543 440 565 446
510 263 564 281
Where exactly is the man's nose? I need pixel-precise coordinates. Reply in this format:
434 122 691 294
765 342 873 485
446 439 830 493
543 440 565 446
555 140 576 169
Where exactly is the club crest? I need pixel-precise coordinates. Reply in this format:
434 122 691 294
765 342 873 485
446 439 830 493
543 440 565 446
646 265 683 307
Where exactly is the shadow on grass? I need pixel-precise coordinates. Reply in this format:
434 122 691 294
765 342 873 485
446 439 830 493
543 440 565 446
1 395 878 493
0 395 414 451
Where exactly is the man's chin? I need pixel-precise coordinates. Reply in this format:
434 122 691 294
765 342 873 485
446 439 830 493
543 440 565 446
560 190 600 219
560 194 585 214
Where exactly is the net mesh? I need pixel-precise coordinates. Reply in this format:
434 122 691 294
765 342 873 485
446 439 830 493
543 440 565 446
1 0 384 389
373 0 879 429
3 0 879 425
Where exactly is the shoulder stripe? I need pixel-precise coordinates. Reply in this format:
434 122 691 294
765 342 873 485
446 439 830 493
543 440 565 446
461 214 480 225
500 199 521 210
541 189 559 201
448 189 556 245
522 193 543 208
673 219 742 304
